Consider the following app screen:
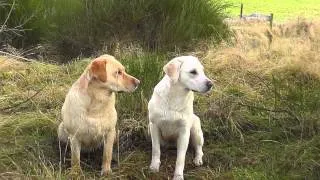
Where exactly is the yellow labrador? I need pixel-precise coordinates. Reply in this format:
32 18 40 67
148 56 213 180
58 54 140 175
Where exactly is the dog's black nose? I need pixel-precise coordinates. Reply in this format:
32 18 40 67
206 80 213 89
132 78 140 87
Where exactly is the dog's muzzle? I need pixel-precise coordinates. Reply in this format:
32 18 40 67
201 80 213 93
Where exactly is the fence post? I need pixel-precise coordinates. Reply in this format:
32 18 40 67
270 13 274 29
240 3 243 18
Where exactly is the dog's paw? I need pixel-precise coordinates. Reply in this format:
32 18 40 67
173 174 184 180
100 168 112 176
193 156 203 166
149 161 160 172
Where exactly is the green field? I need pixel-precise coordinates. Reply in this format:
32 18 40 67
1 0 320 179
227 0 320 21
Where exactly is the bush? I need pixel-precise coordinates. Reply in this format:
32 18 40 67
0 0 48 48
0 0 231 60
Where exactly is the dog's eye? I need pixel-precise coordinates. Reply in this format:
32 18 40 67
117 70 122 75
190 69 198 75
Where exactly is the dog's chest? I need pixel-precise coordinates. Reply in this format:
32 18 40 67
87 112 116 130
85 94 117 131
158 118 185 137
155 110 192 137
77 110 116 146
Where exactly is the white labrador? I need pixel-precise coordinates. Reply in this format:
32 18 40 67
148 56 213 180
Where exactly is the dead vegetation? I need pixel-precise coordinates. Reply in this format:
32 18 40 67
0 56 25 71
0 19 320 179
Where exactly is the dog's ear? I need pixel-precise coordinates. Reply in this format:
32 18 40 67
90 58 107 82
163 58 182 83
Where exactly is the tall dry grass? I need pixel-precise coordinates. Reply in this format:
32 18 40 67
200 19 320 140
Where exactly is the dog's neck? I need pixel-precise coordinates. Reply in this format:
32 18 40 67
76 72 115 107
87 81 114 99
155 76 194 111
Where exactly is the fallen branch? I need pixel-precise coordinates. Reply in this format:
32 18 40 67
0 86 46 112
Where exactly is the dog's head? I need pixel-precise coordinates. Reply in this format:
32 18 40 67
88 54 140 92
163 56 213 93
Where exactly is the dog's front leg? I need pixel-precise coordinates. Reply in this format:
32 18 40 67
174 127 190 180
191 115 204 166
149 123 161 172
101 128 116 176
70 136 81 174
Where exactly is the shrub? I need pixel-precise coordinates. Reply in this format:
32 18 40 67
0 0 231 60
0 0 48 48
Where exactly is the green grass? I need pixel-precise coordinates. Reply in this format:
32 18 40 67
227 0 320 21
0 0 231 60
1 20 320 179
